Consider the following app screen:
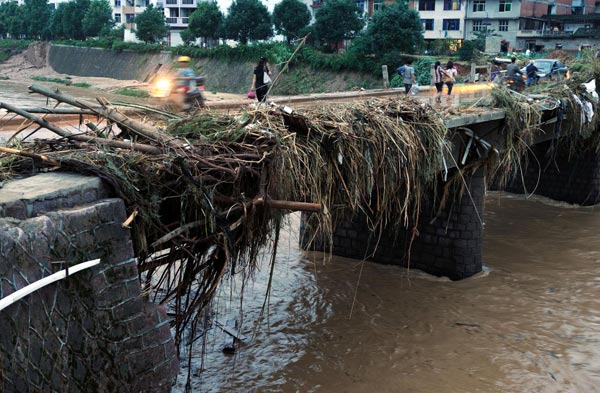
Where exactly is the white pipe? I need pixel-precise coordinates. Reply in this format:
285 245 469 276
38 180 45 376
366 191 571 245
0 259 101 312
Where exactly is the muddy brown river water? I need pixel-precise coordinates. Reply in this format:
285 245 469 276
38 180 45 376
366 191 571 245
173 192 600 393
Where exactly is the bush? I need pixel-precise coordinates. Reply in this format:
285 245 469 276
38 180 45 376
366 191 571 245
114 88 150 97
414 57 434 85
457 40 478 61
31 76 73 85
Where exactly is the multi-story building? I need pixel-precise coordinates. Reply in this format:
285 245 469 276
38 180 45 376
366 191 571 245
463 0 521 53
517 0 598 52
412 0 464 41
410 0 600 53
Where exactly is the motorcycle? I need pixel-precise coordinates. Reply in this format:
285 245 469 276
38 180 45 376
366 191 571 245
151 74 206 112
495 74 526 93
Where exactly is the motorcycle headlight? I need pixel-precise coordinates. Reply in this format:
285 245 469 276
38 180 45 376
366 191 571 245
151 78 172 98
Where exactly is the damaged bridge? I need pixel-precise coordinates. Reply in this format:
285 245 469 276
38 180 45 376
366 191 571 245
0 83 598 391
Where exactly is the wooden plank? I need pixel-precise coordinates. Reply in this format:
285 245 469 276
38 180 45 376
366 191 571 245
222 319 237 354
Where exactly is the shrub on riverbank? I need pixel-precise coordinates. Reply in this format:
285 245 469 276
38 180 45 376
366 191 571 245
31 75 91 88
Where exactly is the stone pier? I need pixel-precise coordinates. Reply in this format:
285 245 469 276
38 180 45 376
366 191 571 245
504 141 600 205
301 168 485 280
0 173 178 392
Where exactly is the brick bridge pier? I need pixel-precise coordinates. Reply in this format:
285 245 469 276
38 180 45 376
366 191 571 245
301 110 600 280
0 173 178 392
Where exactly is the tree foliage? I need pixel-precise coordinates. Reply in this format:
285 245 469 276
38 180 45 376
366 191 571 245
362 0 422 55
23 0 52 39
62 0 90 40
314 0 364 49
223 0 272 45
50 4 66 39
0 2 24 39
83 0 113 38
272 0 310 44
135 4 169 43
188 1 223 42
179 28 195 45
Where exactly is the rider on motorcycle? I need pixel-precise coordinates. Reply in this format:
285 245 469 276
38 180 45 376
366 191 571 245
175 56 204 110
176 56 197 93
504 57 525 92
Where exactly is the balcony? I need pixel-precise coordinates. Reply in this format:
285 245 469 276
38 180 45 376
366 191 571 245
517 29 574 37
166 17 188 27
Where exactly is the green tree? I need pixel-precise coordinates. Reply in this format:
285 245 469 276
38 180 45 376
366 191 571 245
49 4 65 39
223 0 272 45
0 2 22 39
23 0 52 39
83 0 113 38
272 0 310 44
61 0 90 40
179 28 195 45
314 0 363 50
188 1 223 45
362 0 422 55
135 4 169 43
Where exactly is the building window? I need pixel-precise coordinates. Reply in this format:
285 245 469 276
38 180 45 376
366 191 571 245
114 0 121 6
114 13 121 23
443 19 460 30
373 0 383 11
422 19 434 30
473 20 484 32
498 19 509 31
419 0 435 11
499 0 511 12
125 13 135 23
356 0 365 12
443 0 460 10
472 0 485 12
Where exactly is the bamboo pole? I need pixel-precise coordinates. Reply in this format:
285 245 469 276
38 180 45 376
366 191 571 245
0 102 161 154
0 146 61 166
28 84 181 148
20 108 96 115
261 34 309 109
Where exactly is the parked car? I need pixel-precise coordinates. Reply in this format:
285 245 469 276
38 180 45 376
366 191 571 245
521 59 569 81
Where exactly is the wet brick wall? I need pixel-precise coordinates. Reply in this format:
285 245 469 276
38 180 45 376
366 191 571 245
503 141 600 205
301 168 485 280
0 173 178 392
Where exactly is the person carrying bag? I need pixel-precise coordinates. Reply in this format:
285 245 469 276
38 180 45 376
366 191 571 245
250 56 272 102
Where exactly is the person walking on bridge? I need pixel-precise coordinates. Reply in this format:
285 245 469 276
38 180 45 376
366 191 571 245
444 61 457 96
402 60 416 95
433 61 445 103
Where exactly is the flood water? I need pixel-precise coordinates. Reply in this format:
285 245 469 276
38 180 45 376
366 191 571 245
175 192 600 393
0 80 52 108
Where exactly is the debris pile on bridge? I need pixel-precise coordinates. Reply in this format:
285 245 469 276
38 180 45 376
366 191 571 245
0 84 452 348
489 64 600 186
